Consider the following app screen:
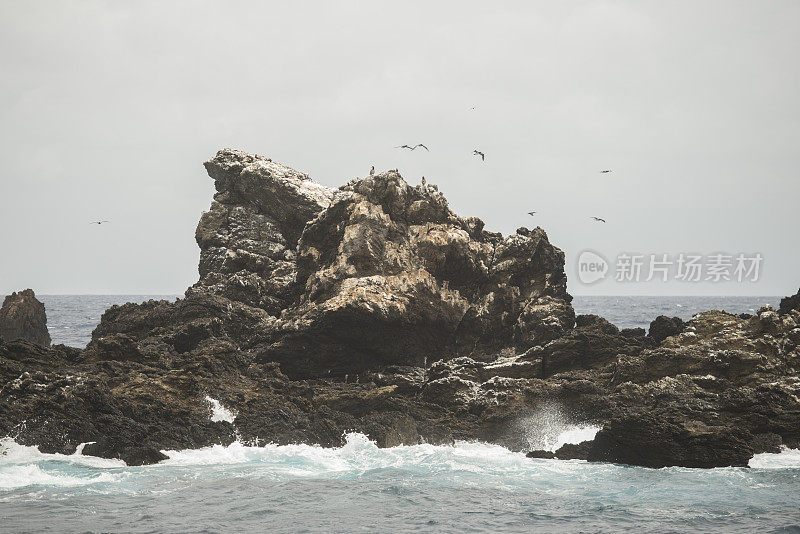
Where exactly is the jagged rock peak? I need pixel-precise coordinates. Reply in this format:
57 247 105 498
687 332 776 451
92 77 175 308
99 149 576 378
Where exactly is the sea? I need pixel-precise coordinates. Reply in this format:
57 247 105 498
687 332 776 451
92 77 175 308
1 295 798 533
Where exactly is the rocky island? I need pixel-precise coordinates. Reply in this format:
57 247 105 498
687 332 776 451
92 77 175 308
1 149 798 467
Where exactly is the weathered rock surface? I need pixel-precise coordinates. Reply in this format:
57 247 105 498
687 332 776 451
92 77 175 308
2 149 799 470
0 289 51 347
780 288 800 315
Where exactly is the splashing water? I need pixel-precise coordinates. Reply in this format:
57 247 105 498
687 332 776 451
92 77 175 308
205 396 237 423
0 437 124 491
514 403 600 451
749 447 800 469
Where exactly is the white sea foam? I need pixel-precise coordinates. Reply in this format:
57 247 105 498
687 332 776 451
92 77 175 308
0 438 124 468
0 438 124 490
748 447 800 469
205 396 237 423
0 464 121 490
160 432 568 478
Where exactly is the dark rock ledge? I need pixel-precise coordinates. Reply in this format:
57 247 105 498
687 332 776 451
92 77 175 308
2 149 799 468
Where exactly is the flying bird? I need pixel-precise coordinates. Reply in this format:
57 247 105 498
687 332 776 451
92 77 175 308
527 211 536 216
473 150 485 161
590 217 606 223
89 220 109 225
396 144 428 151
600 170 612 173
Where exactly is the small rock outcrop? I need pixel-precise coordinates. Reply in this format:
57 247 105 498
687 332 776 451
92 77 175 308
647 315 685 344
0 289 51 347
780 288 800 315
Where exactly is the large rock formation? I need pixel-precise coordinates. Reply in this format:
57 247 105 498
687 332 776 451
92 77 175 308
1 149 799 470
86 149 574 379
0 289 51 347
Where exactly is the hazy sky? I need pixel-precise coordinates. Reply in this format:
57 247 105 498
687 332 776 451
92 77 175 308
1 1 798 296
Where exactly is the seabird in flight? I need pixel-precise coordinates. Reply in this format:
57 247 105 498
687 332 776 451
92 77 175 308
527 211 536 216
473 150 485 161
89 220 109 225
590 217 606 223
397 144 429 151
600 170 612 173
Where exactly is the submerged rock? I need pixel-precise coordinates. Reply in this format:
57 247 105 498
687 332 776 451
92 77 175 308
0 289 51 347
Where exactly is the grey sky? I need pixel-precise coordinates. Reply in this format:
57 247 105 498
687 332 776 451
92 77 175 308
1 1 798 296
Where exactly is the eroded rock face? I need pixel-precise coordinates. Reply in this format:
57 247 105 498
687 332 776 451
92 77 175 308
0 290 51 347
124 151 574 380
96 151 572 379
262 171 572 377
188 149 334 313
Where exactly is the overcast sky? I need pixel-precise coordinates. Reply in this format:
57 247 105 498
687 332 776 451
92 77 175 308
1 1 798 296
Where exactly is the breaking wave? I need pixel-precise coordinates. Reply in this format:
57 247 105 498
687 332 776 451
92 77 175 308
2 433 800 532
749 447 800 469
0 438 124 490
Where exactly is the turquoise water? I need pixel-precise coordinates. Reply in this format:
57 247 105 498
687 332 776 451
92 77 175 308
2 295 795 533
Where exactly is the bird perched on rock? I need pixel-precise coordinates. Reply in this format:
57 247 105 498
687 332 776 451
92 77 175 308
473 150 485 161
397 144 428 151
369 165 374 176
591 216 606 223
389 168 398 173
421 177 426 187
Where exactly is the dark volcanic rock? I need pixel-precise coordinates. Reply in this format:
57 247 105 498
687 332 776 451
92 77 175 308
257 168 573 378
780 288 800 315
555 440 592 460
522 315 652 378
3 148 800 470
0 289 51 347
526 449 556 459
587 413 753 468
648 315 685 344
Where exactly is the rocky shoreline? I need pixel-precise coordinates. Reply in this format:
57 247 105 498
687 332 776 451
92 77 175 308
2 149 799 468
